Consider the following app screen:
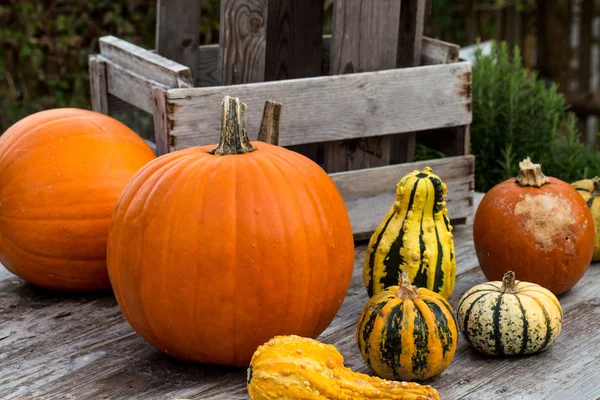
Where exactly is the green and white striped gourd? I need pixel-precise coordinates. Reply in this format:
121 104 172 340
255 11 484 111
363 167 456 299
456 271 563 356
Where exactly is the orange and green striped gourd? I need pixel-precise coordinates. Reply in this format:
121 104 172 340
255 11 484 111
364 167 456 298
356 272 458 381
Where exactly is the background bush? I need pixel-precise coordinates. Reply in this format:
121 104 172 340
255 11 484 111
471 42 600 191
0 0 220 132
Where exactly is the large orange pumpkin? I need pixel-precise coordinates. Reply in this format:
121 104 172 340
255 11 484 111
107 97 355 367
473 158 594 295
0 108 155 290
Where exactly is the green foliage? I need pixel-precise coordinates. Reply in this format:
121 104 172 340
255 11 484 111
0 0 221 133
471 41 600 191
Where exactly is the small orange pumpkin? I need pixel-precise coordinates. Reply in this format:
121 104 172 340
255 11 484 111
473 157 594 295
0 108 155 290
107 97 355 367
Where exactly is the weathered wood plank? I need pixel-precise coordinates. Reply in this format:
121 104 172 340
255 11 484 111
256 100 282 145
418 125 471 157
330 0 402 74
398 0 427 68
197 44 221 87
99 35 193 88
152 87 171 156
219 0 269 85
325 0 403 173
103 56 169 114
265 0 324 81
421 37 460 65
2 194 599 399
195 36 462 87
167 61 473 149
88 55 109 114
156 0 202 83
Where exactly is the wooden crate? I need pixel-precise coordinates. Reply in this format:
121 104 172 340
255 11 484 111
88 0 474 240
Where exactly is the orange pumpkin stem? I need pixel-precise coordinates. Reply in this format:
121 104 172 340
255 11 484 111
592 177 600 196
257 100 283 146
396 272 419 300
210 96 257 156
500 271 519 294
515 157 549 187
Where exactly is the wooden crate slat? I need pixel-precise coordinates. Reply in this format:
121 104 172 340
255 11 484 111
156 0 202 82
88 55 109 114
398 0 427 67
196 35 459 87
325 0 403 173
330 0 402 74
219 0 269 85
330 155 475 240
421 37 460 65
167 61 472 149
103 56 169 114
197 44 220 86
265 0 324 81
99 35 193 88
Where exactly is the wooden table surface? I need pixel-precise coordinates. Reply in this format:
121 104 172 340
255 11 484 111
1 195 599 400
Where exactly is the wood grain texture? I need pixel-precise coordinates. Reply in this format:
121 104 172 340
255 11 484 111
219 0 269 85
88 55 109 114
256 100 282 144
398 0 427 68
2 192 599 400
326 0 402 173
103 56 169 114
156 0 202 83
265 0 324 81
167 61 473 149
421 37 460 65
330 0 402 74
100 35 193 88
195 35 461 87
152 86 171 156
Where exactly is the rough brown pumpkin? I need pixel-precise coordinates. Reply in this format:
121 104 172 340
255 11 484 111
107 97 355 367
473 157 594 295
0 108 155 290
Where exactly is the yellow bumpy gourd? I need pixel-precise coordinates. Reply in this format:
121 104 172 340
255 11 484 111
364 167 456 298
247 335 440 400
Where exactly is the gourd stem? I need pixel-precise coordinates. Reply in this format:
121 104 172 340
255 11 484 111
257 100 282 145
592 176 600 196
396 272 419 300
515 157 549 187
210 96 257 155
500 271 519 294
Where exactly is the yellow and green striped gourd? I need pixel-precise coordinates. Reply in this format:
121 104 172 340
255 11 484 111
572 176 600 261
364 167 456 298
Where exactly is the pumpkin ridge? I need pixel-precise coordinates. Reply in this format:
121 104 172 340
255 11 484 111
359 297 389 363
423 299 454 359
461 292 490 346
514 295 530 355
379 302 404 377
148 157 212 357
532 296 555 350
492 293 504 355
118 154 204 352
456 288 495 312
0 232 107 261
259 153 314 332
411 301 430 378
